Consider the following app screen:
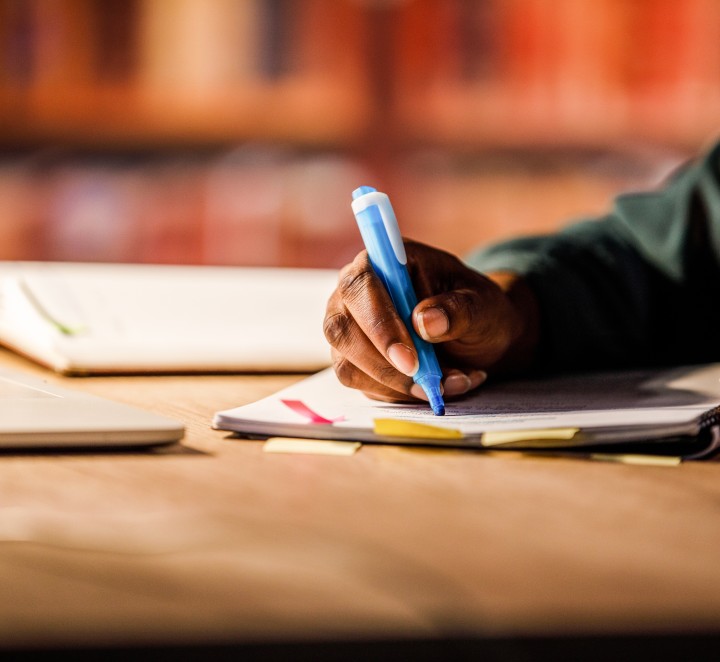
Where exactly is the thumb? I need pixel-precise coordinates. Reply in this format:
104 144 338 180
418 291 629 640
413 287 520 366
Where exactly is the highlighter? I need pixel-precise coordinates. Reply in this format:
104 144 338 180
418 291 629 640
351 186 445 416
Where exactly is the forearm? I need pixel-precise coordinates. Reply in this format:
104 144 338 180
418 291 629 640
466 142 720 371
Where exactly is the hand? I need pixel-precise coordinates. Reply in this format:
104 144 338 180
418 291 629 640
323 240 539 403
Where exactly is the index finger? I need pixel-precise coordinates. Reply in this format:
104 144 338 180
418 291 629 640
337 252 419 378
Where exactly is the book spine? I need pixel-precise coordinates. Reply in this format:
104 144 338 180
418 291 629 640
257 0 295 80
90 0 140 84
0 0 36 86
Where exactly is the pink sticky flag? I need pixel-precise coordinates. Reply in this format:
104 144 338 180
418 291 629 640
281 399 344 424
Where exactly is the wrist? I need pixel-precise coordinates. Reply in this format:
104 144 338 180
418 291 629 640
485 271 541 374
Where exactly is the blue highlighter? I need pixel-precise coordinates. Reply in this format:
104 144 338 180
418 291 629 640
351 186 445 416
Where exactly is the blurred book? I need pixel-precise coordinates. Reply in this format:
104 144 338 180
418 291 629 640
0 261 337 374
139 0 260 100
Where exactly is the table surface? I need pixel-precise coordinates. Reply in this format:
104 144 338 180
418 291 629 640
2 347 720 657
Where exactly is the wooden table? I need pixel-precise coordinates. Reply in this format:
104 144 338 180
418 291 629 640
1 347 720 660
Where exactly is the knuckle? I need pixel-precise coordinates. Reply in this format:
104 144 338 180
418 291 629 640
339 267 401 336
323 311 353 348
444 290 481 329
367 310 398 337
443 289 467 312
333 356 360 388
338 266 375 307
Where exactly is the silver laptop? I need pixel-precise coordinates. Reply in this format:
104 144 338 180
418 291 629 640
0 369 184 449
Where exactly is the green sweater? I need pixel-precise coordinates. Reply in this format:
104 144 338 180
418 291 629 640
466 141 720 371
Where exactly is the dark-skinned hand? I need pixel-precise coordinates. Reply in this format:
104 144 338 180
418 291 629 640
323 240 540 404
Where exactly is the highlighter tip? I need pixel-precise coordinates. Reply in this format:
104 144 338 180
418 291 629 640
417 375 445 416
428 394 445 416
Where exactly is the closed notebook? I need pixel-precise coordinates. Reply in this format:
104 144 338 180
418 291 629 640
0 262 337 375
213 364 720 459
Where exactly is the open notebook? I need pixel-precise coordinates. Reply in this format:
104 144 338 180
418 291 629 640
0 262 337 375
0 368 183 449
213 364 720 459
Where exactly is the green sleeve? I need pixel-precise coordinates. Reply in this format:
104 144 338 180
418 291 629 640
465 141 720 371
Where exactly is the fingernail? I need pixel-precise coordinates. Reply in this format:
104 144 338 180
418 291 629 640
388 343 418 376
417 307 449 340
443 371 473 397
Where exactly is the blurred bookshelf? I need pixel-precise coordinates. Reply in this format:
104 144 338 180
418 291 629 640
391 0 720 150
0 0 370 147
0 0 718 267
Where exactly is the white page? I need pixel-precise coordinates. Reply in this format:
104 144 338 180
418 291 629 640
213 365 720 445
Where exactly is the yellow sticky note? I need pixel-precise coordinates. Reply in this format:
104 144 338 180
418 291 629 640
482 427 579 447
263 438 361 456
589 453 681 467
373 419 463 440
